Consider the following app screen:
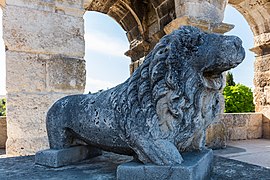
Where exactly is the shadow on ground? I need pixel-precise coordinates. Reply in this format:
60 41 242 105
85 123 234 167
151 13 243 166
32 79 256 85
0 149 5 155
0 151 270 180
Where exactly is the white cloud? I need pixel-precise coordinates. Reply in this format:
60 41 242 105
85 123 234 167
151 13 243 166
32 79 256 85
85 77 117 93
85 32 129 57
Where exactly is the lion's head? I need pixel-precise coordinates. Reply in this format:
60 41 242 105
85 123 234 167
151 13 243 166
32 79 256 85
125 26 244 152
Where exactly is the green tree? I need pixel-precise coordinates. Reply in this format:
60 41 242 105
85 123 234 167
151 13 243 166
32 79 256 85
226 72 235 86
223 84 255 113
0 98 6 116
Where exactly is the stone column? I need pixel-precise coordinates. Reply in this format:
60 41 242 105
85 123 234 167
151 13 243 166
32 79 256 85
252 34 270 138
165 0 233 34
3 1 86 155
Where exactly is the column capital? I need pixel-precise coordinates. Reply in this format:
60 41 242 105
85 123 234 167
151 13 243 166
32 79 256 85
250 33 270 56
164 16 234 34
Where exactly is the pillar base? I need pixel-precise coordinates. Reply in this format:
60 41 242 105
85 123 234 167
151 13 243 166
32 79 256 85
117 149 213 180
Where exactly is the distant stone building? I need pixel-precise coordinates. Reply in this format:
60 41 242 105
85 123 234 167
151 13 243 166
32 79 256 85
1 0 269 155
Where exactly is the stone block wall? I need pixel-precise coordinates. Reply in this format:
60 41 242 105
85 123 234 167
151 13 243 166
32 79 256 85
221 113 263 140
206 113 263 149
3 1 86 156
0 117 7 149
262 113 270 139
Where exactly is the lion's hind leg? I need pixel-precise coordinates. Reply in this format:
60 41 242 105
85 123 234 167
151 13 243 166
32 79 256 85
47 125 77 149
36 115 102 167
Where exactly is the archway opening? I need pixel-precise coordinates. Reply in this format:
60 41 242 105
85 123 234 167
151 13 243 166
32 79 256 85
224 5 255 89
222 5 255 113
83 11 130 93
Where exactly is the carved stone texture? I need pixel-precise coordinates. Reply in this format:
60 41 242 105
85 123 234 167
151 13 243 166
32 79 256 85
45 26 245 166
0 117 7 149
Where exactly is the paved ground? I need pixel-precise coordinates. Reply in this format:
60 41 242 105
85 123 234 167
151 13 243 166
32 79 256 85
215 139 270 169
0 139 270 179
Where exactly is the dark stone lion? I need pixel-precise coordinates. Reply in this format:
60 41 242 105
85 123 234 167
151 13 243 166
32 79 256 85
46 26 245 165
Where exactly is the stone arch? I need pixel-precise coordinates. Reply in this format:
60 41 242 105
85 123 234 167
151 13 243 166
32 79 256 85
84 0 176 65
84 0 147 61
227 0 270 137
223 5 254 88
228 0 270 47
83 11 130 93
229 0 270 36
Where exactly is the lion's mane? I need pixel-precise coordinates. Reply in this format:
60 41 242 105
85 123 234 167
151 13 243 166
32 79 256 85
110 27 221 152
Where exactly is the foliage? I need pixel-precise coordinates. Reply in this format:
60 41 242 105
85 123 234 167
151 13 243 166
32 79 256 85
223 84 255 113
226 72 235 86
0 98 6 116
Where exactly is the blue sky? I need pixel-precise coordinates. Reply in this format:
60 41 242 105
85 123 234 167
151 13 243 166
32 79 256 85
224 5 254 89
0 5 255 95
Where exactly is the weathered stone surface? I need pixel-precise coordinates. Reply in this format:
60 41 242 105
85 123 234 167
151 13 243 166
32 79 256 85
46 56 86 92
247 126 262 139
5 0 85 17
6 51 47 93
261 107 270 139
6 93 72 156
227 127 247 140
247 113 263 127
117 150 213 180
220 113 262 141
221 114 248 127
0 117 7 149
254 33 270 47
206 113 263 149
35 146 102 167
254 71 270 87
3 5 85 58
164 17 234 35
254 54 270 72
6 51 86 93
44 26 244 166
2 151 270 179
6 136 49 156
262 117 270 139
174 0 226 23
206 121 226 149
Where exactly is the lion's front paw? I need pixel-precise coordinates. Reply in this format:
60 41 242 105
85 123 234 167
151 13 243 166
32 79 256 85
150 140 183 165
130 137 183 166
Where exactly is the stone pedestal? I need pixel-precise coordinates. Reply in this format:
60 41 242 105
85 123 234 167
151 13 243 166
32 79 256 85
35 146 102 168
117 149 213 180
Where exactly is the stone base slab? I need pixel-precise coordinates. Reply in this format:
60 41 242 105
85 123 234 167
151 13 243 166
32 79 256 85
117 149 213 180
35 146 102 167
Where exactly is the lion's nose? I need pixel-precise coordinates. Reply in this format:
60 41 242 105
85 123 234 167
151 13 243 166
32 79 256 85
234 37 243 49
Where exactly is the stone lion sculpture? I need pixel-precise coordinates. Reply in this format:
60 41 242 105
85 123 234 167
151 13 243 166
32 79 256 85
46 26 245 166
